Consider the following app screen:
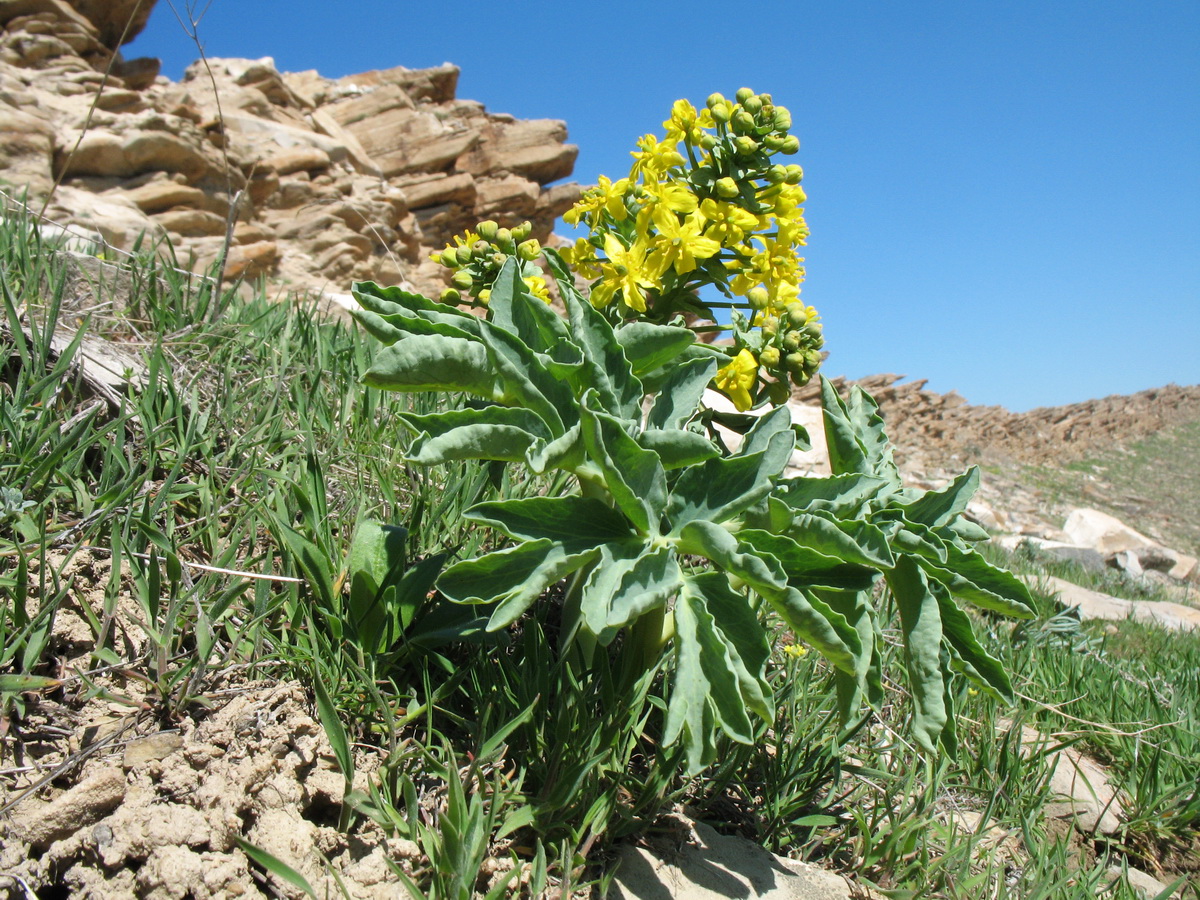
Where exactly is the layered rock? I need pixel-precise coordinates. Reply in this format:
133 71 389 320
0 0 581 301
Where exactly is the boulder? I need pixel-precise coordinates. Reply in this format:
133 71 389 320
224 240 278 280
260 146 330 177
1063 508 1158 556
473 175 539 219
64 0 153 49
1030 575 1200 632
123 181 206 214
337 62 459 104
153 207 226 237
610 820 863 900
397 172 475 211
456 118 578 184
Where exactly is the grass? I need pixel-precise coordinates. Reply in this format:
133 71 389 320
2 205 1197 898
1017 421 1200 560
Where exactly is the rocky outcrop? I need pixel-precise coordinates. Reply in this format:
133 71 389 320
797 374 1200 467
0 0 581 301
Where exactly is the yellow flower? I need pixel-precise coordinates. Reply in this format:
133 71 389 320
564 175 632 226
561 237 602 280
629 134 685 180
699 199 759 246
646 207 721 278
590 233 656 312
524 275 552 304
662 99 714 145
783 643 809 659
714 348 758 411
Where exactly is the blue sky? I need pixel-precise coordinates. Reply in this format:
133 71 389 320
126 2 1199 411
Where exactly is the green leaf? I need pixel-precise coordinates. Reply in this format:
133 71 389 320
353 280 481 330
615 321 696 376
737 529 879 591
363 334 497 397
438 540 599 630
667 429 793 530
676 584 755 744
820 377 899 485
736 405 794 458
580 399 667 534
647 358 716 429
0 674 61 693
887 556 948 753
312 674 354 783
525 422 583 474
466 496 634 552
786 513 894 568
346 518 408 636
822 591 877 732
677 520 859 672
234 837 318 899
687 572 773 722
933 583 1014 702
899 467 980 528
636 429 721 469
920 545 1036 618
775 472 892 517
544 247 642 419
476 320 575 436
400 406 550 464
603 544 683 634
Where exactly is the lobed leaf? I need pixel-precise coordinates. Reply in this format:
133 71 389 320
437 540 600 630
466 496 634 553
887 557 948 753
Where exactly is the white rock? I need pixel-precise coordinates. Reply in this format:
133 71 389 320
1063 508 1157 556
610 821 862 900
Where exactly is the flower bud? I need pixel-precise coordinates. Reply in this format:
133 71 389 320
734 136 758 156
476 220 499 242
759 346 781 368
783 330 803 352
451 270 474 289
495 227 514 252
760 315 780 338
785 164 804 184
440 287 460 303
804 321 823 339
741 95 762 115
785 351 808 375
511 220 533 242
710 102 731 124
780 135 800 155
786 303 808 326
747 286 770 309
766 381 789 404
765 164 788 184
735 87 755 104
715 177 740 199
491 252 507 267
762 134 786 152
731 110 756 135
439 248 460 268
699 133 719 150
773 107 792 132
706 92 727 110
455 245 473 266
516 239 541 261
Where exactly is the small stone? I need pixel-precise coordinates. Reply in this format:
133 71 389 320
123 731 183 768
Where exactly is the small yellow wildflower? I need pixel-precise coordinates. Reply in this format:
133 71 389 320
629 134 685 180
564 175 632 226
523 275 552 304
560 237 602 280
699 199 759 246
662 99 714 145
646 207 721 278
590 233 656 312
714 348 758 411
783 643 809 659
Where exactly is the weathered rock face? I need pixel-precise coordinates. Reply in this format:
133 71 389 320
0 0 581 301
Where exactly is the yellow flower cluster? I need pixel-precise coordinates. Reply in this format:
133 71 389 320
562 89 824 410
432 220 550 306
